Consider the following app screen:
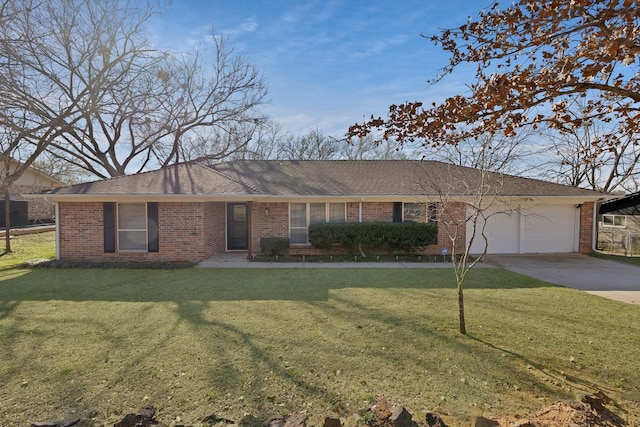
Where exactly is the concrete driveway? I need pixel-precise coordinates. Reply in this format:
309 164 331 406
484 253 640 304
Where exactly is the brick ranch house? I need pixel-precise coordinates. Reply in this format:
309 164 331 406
40 160 609 263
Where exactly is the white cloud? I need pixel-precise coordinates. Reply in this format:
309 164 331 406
350 35 409 59
223 18 258 36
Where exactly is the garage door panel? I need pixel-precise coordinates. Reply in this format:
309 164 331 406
467 210 519 254
522 205 576 253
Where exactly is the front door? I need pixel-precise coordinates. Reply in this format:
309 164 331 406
227 202 248 250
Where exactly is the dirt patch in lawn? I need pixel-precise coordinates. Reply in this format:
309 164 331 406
491 393 626 427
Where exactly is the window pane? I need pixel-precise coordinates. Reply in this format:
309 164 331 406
118 203 147 229
290 203 306 227
614 216 626 226
233 204 246 221
118 230 147 251
427 202 438 223
290 228 307 244
310 203 326 224
329 203 345 223
603 215 614 226
404 203 426 222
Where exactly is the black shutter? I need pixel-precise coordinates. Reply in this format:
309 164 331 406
103 202 116 253
147 202 159 252
392 202 403 222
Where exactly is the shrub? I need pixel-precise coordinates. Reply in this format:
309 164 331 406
308 222 437 253
260 237 290 256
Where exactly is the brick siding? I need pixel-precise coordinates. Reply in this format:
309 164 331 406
250 202 289 256
58 199 595 262
205 202 226 255
59 201 218 263
579 201 594 253
249 201 465 257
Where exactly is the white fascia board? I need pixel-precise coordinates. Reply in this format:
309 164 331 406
44 193 613 204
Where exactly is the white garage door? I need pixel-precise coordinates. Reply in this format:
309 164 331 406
467 210 519 254
467 204 577 254
522 205 577 253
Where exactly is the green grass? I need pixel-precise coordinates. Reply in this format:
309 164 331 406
0 231 56 269
0 233 639 426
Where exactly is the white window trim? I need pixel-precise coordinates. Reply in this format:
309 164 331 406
289 202 346 245
602 214 626 228
117 202 148 252
403 202 438 223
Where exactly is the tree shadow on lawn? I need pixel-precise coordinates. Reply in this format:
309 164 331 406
1 267 634 425
166 292 612 425
0 267 554 306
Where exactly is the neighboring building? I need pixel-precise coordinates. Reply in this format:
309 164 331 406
597 192 640 256
41 160 609 263
1 156 64 223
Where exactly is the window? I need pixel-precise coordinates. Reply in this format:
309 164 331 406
104 202 158 253
290 203 307 244
602 214 626 228
403 202 438 223
118 203 148 251
290 202 346 244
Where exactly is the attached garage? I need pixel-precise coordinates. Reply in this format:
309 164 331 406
467 204 579 254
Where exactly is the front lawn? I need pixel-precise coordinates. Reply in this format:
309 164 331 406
0 233 638 426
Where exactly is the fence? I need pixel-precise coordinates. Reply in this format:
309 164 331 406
597 230 640 257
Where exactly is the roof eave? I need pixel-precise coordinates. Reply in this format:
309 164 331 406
43 193 611 204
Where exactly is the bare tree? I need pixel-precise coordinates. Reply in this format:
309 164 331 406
428 130 544 175
539 99 640 193
32 153 91 185
233 121 289 160
278 128 339 160
0 0 159 251
418 163 509 334
342 134 410 160
46 34 268 178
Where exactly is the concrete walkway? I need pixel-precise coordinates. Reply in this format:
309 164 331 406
198 258 484 269
197 252 492 269
484 253 640 304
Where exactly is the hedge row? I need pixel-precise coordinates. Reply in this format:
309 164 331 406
308 222 437 252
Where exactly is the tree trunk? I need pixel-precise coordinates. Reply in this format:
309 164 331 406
4 186 12 253
458 284 466 335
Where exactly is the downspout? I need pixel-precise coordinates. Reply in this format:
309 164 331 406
55 202 60 260
592 202 598 252
358 199 365 257
574 204 581 253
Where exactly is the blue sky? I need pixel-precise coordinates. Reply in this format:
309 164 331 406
150 1 487 137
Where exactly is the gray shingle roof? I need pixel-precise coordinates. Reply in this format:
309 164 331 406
208 160 603 197
46 160 604 198
46 163 256 196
